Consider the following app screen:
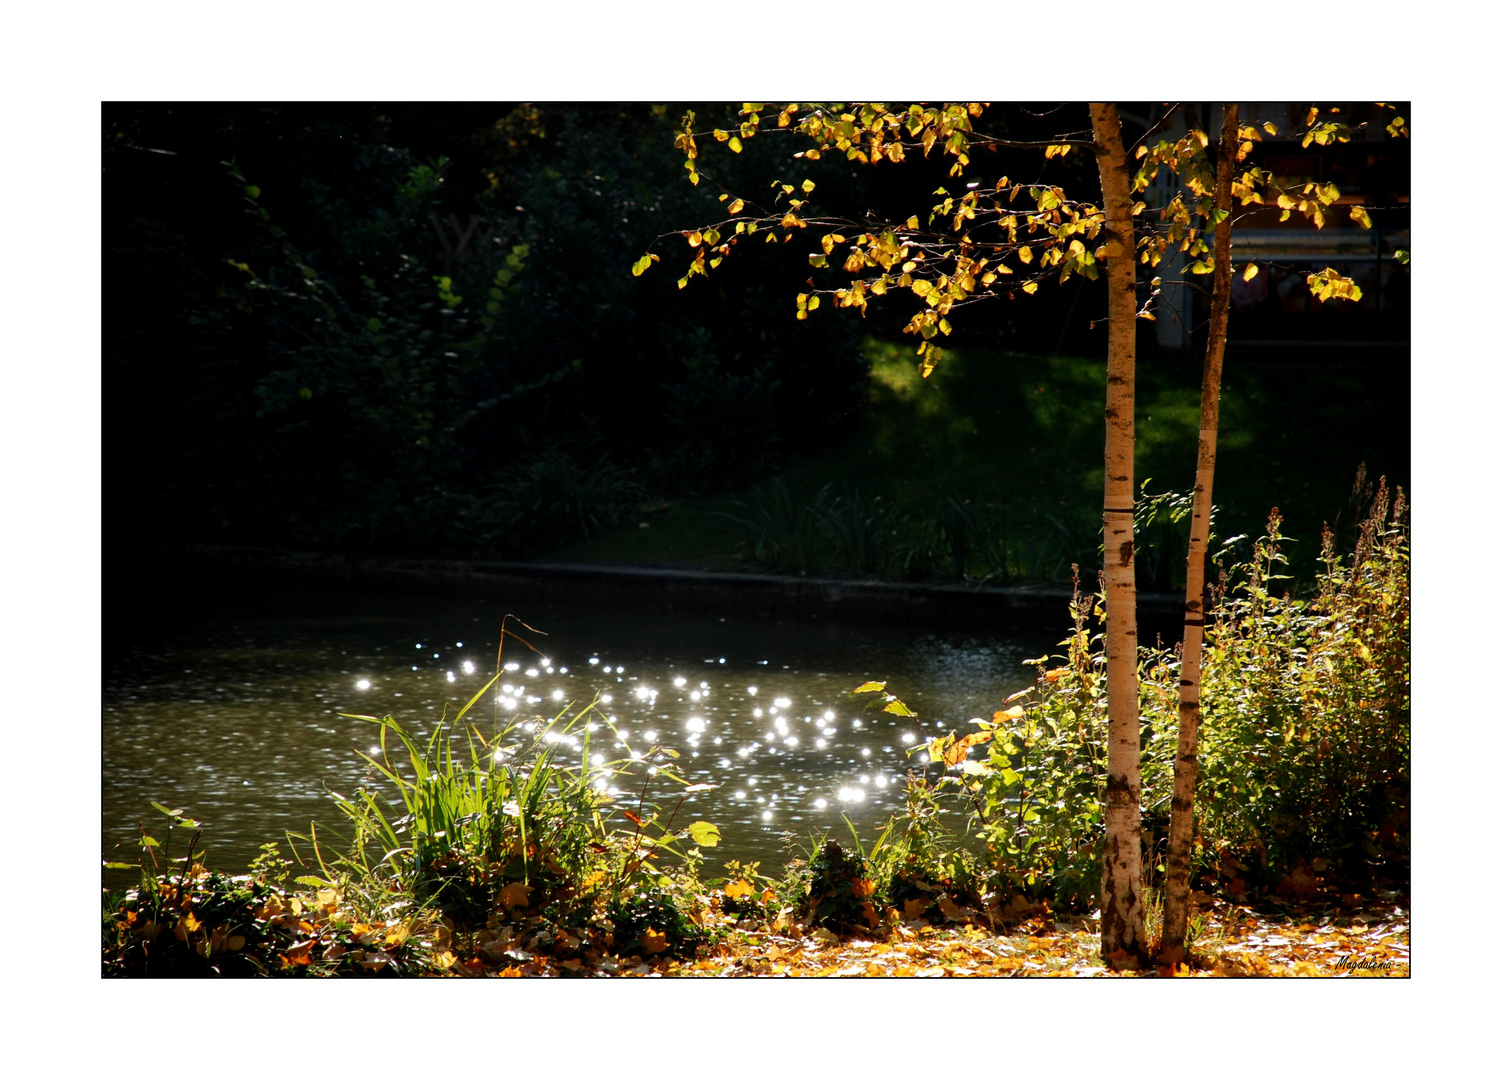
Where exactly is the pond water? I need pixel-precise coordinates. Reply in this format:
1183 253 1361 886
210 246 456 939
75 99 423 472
103 582 1057 880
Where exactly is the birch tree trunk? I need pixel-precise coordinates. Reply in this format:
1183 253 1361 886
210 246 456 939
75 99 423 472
1089 102 1146 969
1160 102 1241 961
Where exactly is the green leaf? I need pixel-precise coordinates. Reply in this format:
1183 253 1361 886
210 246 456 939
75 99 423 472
151 802 185 818
293 876 329 888
883 698 917 718
689 821 721 847
853 680 886 693
103 862 135 870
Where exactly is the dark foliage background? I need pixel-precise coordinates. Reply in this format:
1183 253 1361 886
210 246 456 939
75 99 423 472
104 103 876 560
103 102 1407 575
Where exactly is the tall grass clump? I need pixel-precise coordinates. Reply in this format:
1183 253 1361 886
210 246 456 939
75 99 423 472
315 667 721 956
720 478 819 574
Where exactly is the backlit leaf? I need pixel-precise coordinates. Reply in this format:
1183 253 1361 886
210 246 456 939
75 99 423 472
1243 263 1259 282
853 680 886 693
497 882 533 910
689 821 721 847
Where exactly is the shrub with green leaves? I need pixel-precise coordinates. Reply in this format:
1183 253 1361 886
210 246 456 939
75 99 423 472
1193 481 1409 884
861 481 1409 909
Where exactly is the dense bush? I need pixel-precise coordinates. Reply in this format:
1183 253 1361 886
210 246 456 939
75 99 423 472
865 482 1409 910
104 104 869 557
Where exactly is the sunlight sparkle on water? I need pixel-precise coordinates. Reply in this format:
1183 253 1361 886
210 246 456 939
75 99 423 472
356 679 371 690
504 662 519 672
462 660 475 674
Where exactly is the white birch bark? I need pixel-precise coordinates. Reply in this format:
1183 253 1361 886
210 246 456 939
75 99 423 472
1089 102 1146 969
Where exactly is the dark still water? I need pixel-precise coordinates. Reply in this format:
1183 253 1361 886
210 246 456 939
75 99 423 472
103 579 1057 879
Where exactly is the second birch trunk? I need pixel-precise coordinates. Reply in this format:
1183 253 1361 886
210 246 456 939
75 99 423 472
1159 103 1241 960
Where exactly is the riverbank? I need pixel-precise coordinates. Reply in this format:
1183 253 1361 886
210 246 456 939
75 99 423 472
165 542 1189 637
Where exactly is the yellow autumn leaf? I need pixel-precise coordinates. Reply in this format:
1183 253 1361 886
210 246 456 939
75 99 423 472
853 680 886 693
1243 263 1259 282
727 198 744 214
497 882 533 910
1021 282 1038 295
729 136 743 153
1018 246 1032 264
724 879 754 900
